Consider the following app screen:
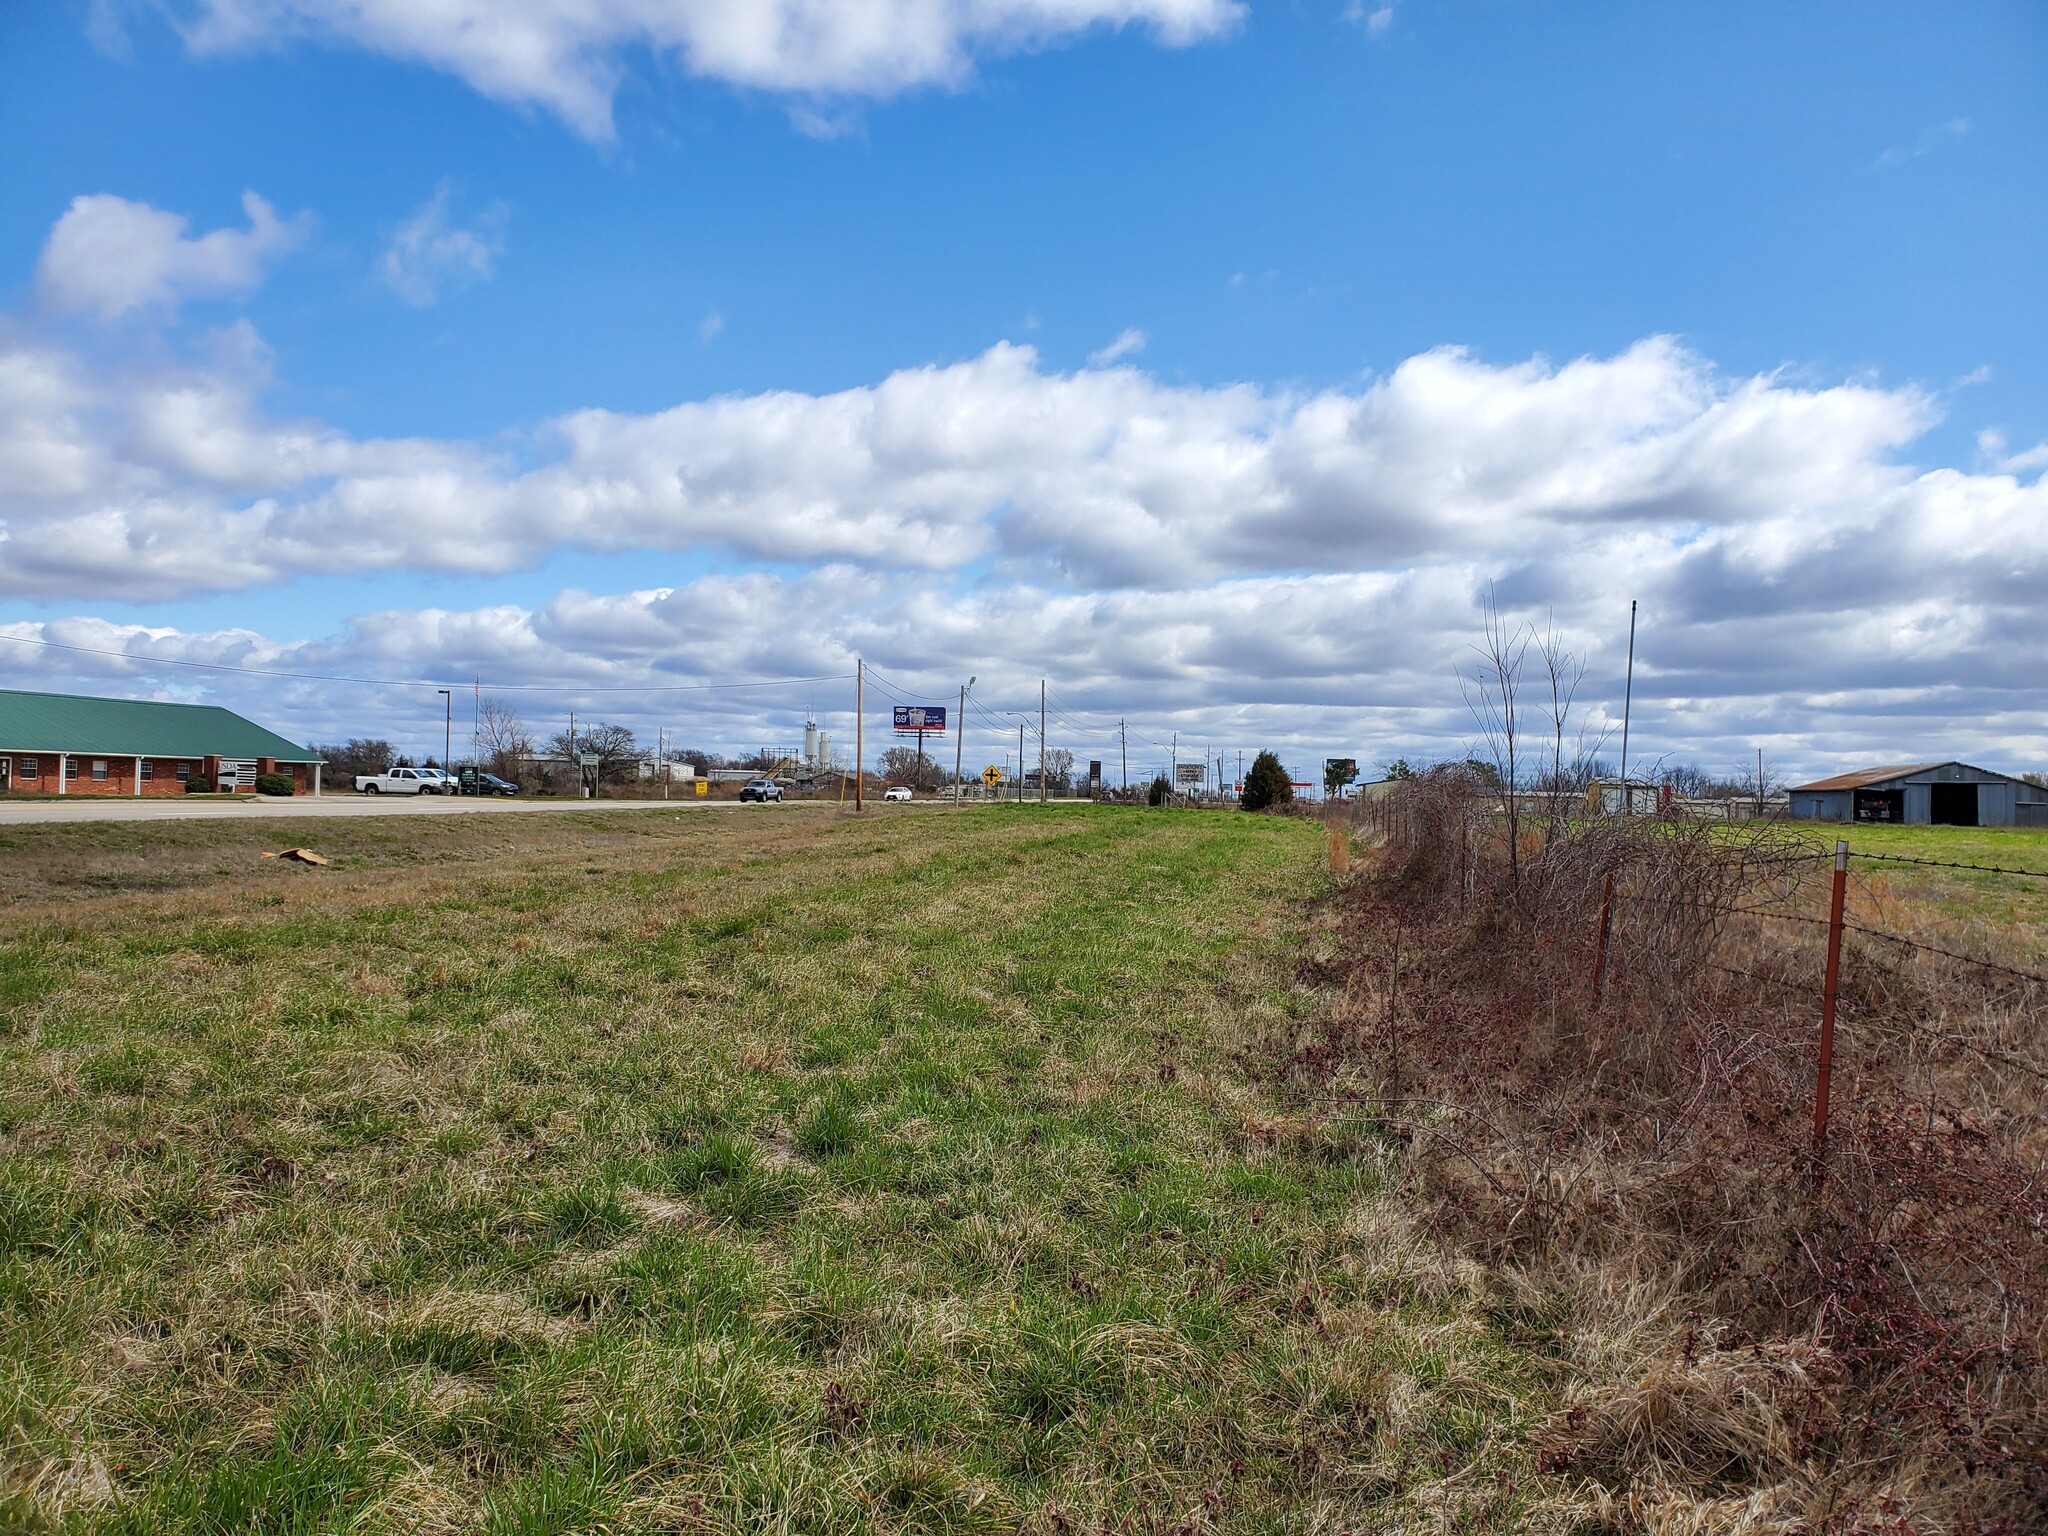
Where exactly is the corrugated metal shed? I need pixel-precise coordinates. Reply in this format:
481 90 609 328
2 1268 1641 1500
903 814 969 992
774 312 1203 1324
1788 760 2041 827
0 688 320 761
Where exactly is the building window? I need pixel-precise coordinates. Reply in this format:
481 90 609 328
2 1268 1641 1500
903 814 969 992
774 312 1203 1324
140 760 154 781
91 759 108 781
176 762 191 781
20 758 38 780
64 757 78 780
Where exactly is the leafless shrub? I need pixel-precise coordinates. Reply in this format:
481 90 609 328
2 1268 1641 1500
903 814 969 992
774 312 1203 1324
1289 782 2048 1528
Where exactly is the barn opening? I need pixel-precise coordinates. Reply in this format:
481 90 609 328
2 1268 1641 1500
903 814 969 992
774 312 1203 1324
1930 783 1979 827
1854 788 1904 822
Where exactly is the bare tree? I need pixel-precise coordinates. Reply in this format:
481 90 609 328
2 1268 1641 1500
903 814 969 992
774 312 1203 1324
545 722 640 785
1460 587 1531 885
476 699 534 778
314 738 394 780
1043 746 1075 795
879 745 944 790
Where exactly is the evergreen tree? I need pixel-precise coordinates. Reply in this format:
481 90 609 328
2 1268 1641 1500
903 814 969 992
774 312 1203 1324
1240 751 1293 811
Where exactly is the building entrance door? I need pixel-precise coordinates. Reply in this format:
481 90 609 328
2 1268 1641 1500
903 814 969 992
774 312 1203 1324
1930 783 1979 827
0 758 9 791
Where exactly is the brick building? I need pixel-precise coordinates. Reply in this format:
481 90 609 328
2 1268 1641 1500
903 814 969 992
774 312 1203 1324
0 688 324 797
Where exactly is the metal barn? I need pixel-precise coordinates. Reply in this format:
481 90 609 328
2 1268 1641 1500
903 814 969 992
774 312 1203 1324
1788 762 2048 828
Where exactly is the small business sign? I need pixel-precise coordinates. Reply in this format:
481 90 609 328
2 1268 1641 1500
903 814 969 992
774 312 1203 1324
578 752 601 768
892 706 947 734
1175 762 1204 785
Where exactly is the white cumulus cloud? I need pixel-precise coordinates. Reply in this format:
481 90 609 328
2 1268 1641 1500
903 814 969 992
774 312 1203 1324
174 0 1246 139
35 189 311 321
6 193 2047 777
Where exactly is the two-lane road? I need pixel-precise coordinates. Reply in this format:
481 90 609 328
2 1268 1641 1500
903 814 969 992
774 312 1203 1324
0 794 774 827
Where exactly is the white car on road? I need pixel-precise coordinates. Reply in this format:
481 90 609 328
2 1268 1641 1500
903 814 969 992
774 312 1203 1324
354 767 446 794
884 785 914 802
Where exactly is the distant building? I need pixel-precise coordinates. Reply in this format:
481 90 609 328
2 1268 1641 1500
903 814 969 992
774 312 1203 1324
1588 779 1667 816
1788 762 2047 827
0 687 322 796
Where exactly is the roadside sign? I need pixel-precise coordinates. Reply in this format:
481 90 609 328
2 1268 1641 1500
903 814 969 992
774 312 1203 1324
980 765 1003 786
694 779 708 797
1175 762 1204 785
579 752 601 768
892 706 947 734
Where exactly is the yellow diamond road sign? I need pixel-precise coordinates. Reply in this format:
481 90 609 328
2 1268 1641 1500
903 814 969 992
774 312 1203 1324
981 765 1003 786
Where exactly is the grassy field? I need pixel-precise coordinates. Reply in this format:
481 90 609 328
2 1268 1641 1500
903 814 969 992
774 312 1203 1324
1782 820 2048 958
0 806 1562 1534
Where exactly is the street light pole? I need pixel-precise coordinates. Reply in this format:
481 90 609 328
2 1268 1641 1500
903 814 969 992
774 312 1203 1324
437 689 452 790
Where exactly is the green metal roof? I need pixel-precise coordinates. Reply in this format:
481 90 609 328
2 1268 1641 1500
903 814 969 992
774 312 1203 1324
0 688 320 762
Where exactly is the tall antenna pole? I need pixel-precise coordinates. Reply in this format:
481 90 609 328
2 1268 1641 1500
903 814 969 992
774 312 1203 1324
854 660 864 813
1617 599 1637 819
1039 680 1047 804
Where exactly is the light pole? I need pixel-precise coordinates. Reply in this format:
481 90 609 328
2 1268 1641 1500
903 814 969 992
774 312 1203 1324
954 676 975 805
436 689 452 790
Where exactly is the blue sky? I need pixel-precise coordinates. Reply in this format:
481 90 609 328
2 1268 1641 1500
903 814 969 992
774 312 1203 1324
1 1 2044 780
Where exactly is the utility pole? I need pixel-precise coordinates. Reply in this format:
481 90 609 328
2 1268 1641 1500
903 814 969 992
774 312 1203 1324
1017 721 1025 803
1171 732 1178 804
1039 680 1047 804
1120 718 1127 793
954 677 974 807
1617 598 1637 819
854 659 864 813
437 689 451 780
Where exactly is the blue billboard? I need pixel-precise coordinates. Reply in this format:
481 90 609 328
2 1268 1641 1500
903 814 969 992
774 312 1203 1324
892 705 947 733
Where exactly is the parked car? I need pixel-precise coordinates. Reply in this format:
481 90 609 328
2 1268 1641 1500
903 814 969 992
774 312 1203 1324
739 779 785 802
884 785 914 802
417 768 454 794
354 767 441 795
471 772 519 796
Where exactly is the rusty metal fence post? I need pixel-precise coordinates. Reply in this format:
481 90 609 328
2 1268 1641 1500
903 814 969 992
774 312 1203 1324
1813 839 1849 1184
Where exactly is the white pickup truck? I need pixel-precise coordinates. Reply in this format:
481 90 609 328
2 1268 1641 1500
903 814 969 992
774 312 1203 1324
354 767 447 795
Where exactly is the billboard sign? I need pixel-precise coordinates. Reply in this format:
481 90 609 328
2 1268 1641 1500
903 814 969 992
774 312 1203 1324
1175 762 1204 785
892 706 947 734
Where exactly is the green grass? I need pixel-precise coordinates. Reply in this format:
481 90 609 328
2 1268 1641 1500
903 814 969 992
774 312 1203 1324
0 806 1561 1533
1785 821 2048 954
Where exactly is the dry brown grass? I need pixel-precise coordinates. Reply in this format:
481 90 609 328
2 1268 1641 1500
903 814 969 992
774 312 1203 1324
1285 774 2048 1533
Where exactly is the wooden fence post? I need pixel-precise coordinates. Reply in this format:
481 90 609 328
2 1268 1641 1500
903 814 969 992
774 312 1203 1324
1813 839 1849 1185
1592 871 1616 1002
